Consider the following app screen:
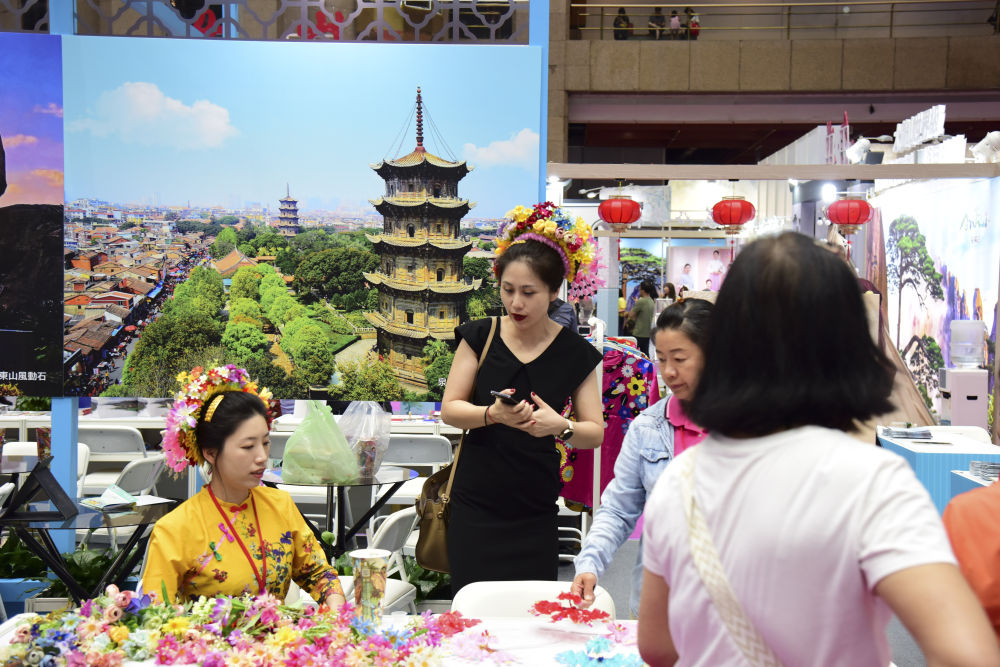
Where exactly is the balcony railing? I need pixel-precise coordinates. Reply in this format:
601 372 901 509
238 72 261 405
571 0 1000 40
1 0 531 42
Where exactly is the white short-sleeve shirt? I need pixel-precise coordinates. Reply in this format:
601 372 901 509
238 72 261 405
642 425 955 666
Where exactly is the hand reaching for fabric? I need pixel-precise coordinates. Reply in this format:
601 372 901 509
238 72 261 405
570 572 598 608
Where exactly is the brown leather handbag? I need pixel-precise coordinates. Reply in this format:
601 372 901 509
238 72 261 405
414 317 497 573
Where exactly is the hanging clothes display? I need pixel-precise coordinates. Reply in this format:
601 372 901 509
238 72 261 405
559 338 661 506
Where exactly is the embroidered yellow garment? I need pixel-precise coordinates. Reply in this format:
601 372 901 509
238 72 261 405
142 486 343 603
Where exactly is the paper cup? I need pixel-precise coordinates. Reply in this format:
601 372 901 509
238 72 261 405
350 548 391 624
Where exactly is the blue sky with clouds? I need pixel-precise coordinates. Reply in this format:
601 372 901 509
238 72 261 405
61 37 541 218
0 32 63 206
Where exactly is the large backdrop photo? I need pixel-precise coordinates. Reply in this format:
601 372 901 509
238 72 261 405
58 36 543 402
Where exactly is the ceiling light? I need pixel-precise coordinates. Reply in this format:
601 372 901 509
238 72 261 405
821 183 838 203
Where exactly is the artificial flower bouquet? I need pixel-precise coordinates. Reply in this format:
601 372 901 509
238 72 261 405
0 585 478 666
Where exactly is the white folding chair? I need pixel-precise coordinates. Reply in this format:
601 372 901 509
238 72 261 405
451 580 616 620
2 441 91 496
337 507 419 614
376 434 452 512
79 426 148 495
80 455 166 551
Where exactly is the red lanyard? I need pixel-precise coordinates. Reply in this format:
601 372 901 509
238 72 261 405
207 485 267 595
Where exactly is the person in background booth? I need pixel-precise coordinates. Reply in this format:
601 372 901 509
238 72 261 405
638 233 999 667
661 282 677 302
626 280 657 355
943 482 1000 641
441 203 605 595
143 366 345 608
572 299 713 618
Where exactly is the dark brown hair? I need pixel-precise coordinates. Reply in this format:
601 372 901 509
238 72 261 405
495 240 565 293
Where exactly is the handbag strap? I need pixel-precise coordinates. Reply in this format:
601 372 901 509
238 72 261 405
441 316 498 501
678 450 783 667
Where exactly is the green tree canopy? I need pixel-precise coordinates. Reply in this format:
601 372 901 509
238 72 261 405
210 227 238 258
259 271 286 294
292 247 378 301
222 321 270 367
260 285 288 314
229 298 264 327
422 340 454 401
267 294 301 325
462 256 494 283
230 265 265 301
329 359 403 401
122 319 224 396
282 323 335 386
242 356 309 399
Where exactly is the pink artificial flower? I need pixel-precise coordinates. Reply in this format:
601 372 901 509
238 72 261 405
13 625 32 643
103 604 123 623
105 584 120 597
114 590 133 609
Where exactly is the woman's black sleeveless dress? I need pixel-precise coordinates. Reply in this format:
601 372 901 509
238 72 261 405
447 318 603 594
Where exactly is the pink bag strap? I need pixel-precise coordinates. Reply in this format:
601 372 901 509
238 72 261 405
442 316 498 499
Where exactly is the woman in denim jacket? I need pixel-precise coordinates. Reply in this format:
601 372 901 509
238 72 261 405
571 299 713 617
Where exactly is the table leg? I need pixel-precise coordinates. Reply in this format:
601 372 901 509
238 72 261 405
326 486 335 534
334 486 348 558
330 481 405 558
14 526 88 603
93 524 152 597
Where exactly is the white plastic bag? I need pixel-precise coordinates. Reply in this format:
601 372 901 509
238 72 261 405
338 401 391 479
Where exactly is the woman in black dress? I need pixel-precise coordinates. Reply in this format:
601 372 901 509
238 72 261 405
441 211 605 595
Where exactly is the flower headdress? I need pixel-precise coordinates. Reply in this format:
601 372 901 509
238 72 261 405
495 201 605 300
163 364 273 474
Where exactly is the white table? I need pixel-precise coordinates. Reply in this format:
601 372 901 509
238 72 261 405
877 426 1000 512
0 613 642 665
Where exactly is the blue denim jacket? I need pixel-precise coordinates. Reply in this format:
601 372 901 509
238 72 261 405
573 396 675 618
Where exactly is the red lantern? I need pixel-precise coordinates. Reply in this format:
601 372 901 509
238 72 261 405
598 197 642 232
826 198 872 237
711 196 756 232
712 196 756 262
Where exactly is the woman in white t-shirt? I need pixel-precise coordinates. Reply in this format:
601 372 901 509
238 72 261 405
637 232 999 667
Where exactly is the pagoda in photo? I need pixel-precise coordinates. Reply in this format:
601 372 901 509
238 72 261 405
364 88 480 391
274 185 302 237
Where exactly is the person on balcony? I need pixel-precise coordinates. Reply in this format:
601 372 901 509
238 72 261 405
613 7 632 40
648 7 666 39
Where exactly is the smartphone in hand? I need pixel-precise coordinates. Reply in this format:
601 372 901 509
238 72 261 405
489 389 519 405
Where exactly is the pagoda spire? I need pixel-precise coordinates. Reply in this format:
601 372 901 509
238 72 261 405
415 87 425 153
286 183 290 197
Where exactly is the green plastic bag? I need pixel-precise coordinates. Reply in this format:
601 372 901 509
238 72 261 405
282 401 360 484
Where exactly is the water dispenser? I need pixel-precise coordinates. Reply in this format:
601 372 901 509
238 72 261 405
939 319 988 430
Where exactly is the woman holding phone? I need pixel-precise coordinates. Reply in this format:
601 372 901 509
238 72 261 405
441 203 605 595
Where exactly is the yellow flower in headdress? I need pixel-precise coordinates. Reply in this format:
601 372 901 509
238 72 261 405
505 205 533 223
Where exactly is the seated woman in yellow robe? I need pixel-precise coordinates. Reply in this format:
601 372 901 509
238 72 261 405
142 366 345 608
